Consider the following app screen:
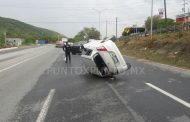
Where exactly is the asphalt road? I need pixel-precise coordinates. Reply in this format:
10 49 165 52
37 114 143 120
0 45 190 122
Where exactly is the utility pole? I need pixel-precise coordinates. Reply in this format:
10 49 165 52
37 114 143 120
164 0 167 26
98 12 101 32
188 7 190 22
183 0 188 24
4 32 6 46
116 17 118 41
106 20 108 38
188 7 190 19
91 9 111 38
57 35 60 41
150 0 154 40
189 8 190 22
91 9 101 34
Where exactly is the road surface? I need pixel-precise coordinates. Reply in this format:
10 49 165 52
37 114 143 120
0 45 190 122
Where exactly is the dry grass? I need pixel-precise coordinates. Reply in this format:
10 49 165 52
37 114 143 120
117 31 190 69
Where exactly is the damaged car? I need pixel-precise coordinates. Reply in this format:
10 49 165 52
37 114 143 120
81 37 131 77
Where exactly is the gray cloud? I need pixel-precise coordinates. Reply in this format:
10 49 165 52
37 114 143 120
0 0 188 37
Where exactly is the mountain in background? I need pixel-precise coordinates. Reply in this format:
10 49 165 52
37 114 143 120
0 16 63 45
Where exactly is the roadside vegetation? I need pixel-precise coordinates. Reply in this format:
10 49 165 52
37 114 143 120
117 31 190 69
118 14 190 69
72 27 101 42
0 16 61 48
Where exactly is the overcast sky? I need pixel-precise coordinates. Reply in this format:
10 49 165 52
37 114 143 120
0 0 188 38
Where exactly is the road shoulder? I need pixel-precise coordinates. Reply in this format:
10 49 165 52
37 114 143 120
124 55 190 77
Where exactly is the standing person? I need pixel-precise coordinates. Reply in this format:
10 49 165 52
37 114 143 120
63 42 71 63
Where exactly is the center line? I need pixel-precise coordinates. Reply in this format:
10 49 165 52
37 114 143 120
146 83 190 108
36 89 55 122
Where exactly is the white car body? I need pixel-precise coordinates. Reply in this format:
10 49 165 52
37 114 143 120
81 39 130 77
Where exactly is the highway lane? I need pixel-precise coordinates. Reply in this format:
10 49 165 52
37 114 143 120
0 46 39 55
0 45 53 71
0 45 61 122
111 57 190 122
1 45 190 122
9 48 190 122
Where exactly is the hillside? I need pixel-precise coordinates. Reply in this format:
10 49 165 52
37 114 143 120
0 16 61 46
117 31 190 69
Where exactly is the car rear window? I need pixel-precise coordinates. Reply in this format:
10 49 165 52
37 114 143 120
85 49 92 56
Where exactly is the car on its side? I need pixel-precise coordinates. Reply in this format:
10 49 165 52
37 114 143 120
81 38 131 77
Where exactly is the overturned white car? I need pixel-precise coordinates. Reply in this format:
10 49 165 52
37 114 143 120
81 38 131 77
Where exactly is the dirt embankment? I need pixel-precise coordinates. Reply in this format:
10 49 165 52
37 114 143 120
117 31 190 69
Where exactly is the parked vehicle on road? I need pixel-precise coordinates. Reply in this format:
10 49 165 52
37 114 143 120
55 41 64 48
70 41 86 55
81 37 131 77
70 44 82 55
36 40 46 45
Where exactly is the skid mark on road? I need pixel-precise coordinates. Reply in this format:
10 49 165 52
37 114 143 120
106 82 145 122
146 83 190 108
36 89 55 122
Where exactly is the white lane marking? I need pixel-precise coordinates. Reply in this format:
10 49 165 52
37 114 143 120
146 83 190 108
0 50 50 73
106 82 145 122
106 82 127 105
36 89 55 122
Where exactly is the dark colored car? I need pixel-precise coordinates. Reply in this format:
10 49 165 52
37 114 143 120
70 45 82 55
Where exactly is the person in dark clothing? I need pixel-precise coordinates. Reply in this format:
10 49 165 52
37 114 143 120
63 42 71 63
80 44 86 51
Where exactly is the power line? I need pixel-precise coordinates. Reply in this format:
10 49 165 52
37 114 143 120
26 20 120 23
32 11 93 19
106 20 108 37
28 21 99 24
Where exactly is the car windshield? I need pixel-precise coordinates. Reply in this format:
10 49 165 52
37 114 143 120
0 0 190 122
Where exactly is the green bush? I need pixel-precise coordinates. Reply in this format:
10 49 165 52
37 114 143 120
119 36 130 42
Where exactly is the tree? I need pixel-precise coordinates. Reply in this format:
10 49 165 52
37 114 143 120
145 15 161 31
74 27 100 42
68 38 75 43
0 33 4 48
145 15 176 31
158 18 176 29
